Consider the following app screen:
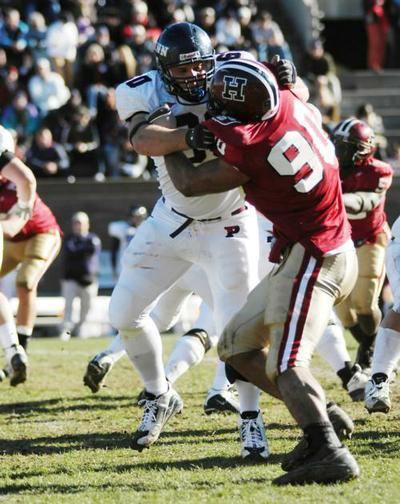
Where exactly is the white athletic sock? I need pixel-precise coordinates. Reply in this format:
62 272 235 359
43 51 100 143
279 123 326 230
236 380 260 413
121 317 168 397
371 327 400 377
316 324 351 373
165 334 205 384
209 360 230 392
0 322 19 361
98 334 126 364
16 325 33 336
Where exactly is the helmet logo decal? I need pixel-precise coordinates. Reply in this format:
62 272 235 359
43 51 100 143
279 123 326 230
179 51 201 61
222 76 247 102
155 42 168 56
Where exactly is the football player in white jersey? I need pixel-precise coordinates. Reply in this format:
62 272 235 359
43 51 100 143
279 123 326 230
110 22 274 456
365 216 400 413
0 126 36 386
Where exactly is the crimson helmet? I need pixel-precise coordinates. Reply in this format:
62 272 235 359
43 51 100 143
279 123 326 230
155 22 215 104
207 59 279 123
333 118 375 166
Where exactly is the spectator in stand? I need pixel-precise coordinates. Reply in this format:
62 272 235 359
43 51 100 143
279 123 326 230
45 11 79 88
26 127 70 178
124 24 154 75
78 24 116 67
196 7 217 45
363 0 390 72
302 38 342 116
0 65 20 111
28 57 70 116
119 133 150 179
95 88 123 178
1 90 41 147
42 88 83 144
237 6 256 51
356 103 388 159
26 11 48 62
75 43 115 116
251 11 291 61
215 10 242 50
112 44 137 83
388 0 400 67
58 211 101 341
65 105 99 177
0 8 29 66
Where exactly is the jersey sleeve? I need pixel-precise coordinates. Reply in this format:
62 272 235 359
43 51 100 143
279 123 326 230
115 72 158 121
342 160 393 193
0 126 15 155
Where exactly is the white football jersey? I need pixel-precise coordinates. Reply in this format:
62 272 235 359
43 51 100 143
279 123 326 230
116 51 255 220
0 126 15 156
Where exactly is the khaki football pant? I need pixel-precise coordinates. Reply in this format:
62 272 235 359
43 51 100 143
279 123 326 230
335 230 388 329
218 242 358 383
1 231 61 290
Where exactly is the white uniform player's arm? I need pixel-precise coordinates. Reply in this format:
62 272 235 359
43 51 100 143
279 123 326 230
128 112 188 157
165 151 249 196
116 76 189 157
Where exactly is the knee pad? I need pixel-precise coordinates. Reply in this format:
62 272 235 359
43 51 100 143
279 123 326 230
225 362 248 384
183 328 211 352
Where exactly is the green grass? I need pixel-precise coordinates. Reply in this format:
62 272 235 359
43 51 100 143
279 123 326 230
0 334 399 503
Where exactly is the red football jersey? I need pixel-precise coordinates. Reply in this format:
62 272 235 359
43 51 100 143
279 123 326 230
205 89 351 257
0 181 61 241
341 157 393 243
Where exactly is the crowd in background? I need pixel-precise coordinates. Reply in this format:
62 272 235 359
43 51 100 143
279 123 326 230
0 0 397 181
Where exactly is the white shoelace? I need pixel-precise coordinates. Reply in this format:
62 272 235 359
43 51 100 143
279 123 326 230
139 400 159 430
241 418 264 448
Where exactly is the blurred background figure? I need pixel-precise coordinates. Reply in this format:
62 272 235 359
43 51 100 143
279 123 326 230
28 57 70 116
356 103 388 159
59 212 101 341
108 204 147 282
26 127 70 178
363 0 390 72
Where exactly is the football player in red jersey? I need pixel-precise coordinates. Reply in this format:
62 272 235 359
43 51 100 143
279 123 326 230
0 142 62 355
332 119 393 371
163 58 360 485
0 125 36 386
0 185 62 353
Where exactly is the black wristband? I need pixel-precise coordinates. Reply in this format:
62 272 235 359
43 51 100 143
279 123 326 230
0 150 14 170
129 120 149 144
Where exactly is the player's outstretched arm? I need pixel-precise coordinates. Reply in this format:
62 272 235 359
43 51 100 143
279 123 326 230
1 156 36 236
165 152 249 196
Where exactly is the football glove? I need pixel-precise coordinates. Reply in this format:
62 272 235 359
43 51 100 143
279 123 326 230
185 124 216 150
7 201 33 220
271 55 297 87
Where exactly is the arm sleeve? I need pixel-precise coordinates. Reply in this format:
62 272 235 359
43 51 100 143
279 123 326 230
115 74 156 121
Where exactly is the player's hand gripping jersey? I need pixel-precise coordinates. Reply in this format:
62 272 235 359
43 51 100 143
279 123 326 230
205 76 352 258
115 51 255 220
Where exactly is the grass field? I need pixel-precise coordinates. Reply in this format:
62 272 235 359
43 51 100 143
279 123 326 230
1 334 400 503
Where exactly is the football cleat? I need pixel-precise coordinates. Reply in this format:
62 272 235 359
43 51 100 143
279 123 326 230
83 355 112 393
203 388 240 415
346 364 369 402
364 376 391 414
131 386 183 451
326 401 354 440
239 410 270 461
282 402 354 472
274 444 360 485
9 347 28 387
